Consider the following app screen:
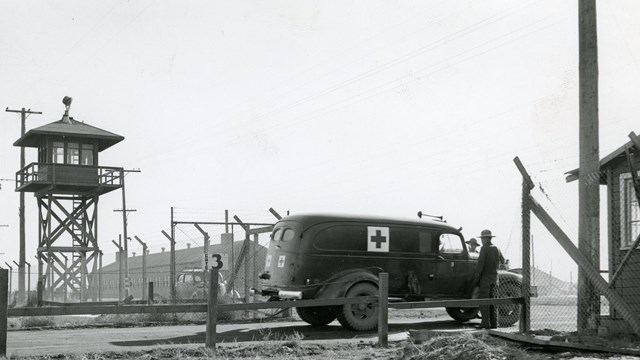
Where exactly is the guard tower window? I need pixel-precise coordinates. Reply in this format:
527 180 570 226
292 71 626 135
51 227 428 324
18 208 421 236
67 143 80 164
52 142 64 164
38 142 47 162
81 144 94 165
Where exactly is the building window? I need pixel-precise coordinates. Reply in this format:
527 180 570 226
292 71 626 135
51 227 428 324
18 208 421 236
620 172 640 249
81 144 94 165
67 143 80 164
52 142 65 164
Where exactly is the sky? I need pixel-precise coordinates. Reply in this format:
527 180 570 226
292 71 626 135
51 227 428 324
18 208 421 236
1 0 640 285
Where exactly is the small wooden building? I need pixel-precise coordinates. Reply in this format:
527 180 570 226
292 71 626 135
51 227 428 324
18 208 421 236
14 114 124 196
566 135 640 333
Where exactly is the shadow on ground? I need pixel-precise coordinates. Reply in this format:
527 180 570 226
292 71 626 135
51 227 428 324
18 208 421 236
109 319 476 347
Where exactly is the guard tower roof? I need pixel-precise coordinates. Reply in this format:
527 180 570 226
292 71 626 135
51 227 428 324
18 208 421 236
13 116 124 151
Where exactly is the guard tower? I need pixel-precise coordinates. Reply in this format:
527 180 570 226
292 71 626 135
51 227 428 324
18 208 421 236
14 97 124 302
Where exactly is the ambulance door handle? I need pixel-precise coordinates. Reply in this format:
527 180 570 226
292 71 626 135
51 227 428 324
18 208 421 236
437 256 444 260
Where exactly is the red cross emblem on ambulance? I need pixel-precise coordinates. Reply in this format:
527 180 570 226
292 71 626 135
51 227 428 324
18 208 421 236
367 226 389 252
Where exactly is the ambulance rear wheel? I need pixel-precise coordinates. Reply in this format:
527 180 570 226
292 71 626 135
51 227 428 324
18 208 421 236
446 307 480 323
296 306 337 326
496 280 522 327
337 282 378 331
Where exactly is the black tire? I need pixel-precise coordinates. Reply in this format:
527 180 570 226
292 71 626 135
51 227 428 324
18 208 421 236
496 280 522 327
336 282 378 331
446 307 480 323
296 306 337 326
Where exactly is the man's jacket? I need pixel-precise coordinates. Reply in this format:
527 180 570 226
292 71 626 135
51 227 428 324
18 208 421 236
473 243 502 286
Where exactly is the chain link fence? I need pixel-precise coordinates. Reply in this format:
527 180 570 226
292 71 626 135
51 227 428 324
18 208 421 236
517 157 634 336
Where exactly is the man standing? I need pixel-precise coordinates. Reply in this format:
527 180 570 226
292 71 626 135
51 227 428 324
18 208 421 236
472 229 502 329
466 238 480 254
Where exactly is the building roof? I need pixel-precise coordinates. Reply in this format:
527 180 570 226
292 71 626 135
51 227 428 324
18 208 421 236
14 116 124 152
565 133 639 183
100 241 267 273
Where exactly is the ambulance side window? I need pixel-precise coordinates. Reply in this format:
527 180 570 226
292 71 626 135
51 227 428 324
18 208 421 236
419 231 437 253
315 225 367 251
389 227 418 253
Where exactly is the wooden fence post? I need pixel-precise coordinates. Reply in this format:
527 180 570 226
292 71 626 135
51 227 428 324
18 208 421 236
378 272 388 347
148 282 154 304
37 280 43 307
514 157 532 333
206 268 219 351
1 269 8 357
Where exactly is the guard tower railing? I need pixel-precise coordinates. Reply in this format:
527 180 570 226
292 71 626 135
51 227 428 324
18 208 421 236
16 162 123 195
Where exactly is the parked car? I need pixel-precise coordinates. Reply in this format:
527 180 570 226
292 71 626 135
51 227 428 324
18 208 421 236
258 214 522 331
176 269 237 301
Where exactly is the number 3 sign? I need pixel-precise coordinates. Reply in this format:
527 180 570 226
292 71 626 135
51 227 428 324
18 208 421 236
210 254 223 270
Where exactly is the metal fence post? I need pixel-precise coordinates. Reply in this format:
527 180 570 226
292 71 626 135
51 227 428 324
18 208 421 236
1 269 8 357
206 268 219 351
25 261 31 306
378 272 388 347
135 236 147 301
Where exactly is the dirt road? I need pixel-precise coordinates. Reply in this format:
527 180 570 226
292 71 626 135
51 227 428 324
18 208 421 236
7 317 480 357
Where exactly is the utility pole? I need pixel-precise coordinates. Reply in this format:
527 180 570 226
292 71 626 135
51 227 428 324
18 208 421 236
5 107 41 306
578 0 600 333
114 168 140 299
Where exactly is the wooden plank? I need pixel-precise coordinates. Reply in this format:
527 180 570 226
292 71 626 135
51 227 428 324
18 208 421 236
8 304 207 316
489 330 640 356
529 194 640 336
8 297 377 317
7 296 523 317
389 297 522 309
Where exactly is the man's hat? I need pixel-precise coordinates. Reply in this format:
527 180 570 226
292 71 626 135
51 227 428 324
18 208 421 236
479 229 496 238
466 238 479 246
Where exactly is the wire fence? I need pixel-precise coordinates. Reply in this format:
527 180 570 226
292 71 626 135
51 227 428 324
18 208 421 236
517 156 637 336
6 211 282 322
6 156 640 336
